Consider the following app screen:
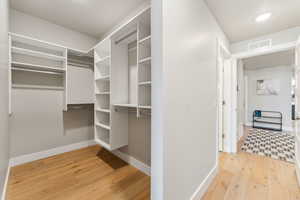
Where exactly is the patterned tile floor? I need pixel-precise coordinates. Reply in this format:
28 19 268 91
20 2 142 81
241 128 295 163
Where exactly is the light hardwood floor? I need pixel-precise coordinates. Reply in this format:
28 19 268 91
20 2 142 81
7 145 150 200
202 151 300 200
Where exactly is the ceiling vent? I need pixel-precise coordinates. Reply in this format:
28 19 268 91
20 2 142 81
248 39 272 51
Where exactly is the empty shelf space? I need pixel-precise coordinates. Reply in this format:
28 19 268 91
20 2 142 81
11 62 65 72
139 35 151 45
96 108 111 113
12 67 64 76
139 81 151 86
95 75 110 81
96 56 110 64
139 57 151 64
10 33 66 53
12 84 64 90
114 104 138 108
12 47 66 61
96 92 111 95
95 122 111 130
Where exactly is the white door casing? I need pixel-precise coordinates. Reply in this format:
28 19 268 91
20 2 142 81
294 36 300 185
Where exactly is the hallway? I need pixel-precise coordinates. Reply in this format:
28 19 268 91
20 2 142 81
202 151 300 200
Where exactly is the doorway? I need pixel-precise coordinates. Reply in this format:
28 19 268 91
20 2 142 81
232 48 297 164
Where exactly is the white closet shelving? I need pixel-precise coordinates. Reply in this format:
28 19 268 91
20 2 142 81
9 33 67 114
9 33 95 114
93 7 151 151
94 38 113 150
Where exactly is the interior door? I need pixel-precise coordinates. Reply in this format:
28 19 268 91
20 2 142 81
294 36 300 183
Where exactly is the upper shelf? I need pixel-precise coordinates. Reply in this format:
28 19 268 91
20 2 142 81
12 47 66 61
11 61 65 72
139 56 151 64
10 33 66 53
139 35 151 46
96 56 110 66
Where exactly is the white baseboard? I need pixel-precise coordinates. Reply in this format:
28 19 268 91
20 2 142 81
1 164 10 200
112 150 151 176
10 140 96 167
190 165 218 200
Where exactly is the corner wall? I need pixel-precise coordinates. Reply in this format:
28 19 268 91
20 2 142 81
0 0 10 198
8 9 96 158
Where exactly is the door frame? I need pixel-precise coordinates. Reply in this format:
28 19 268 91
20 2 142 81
217 39 231 153
228 41 297 154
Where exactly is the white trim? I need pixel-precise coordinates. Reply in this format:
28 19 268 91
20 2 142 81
112 150 151 176
190 165 218 200
9 140 96 167
1 165 10 200
233 41 297 59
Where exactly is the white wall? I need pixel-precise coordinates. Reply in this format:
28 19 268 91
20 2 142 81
245 66 293 131
231 26 300 54
10 9 98 51
0 0 10 198
152 0 229 199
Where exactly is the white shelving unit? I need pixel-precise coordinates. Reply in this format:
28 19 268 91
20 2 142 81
9 33 68 114
94 38 113 150
93 7 151 152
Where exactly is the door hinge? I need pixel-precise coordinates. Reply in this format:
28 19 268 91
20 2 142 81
222 133 225 138
222 100 226 106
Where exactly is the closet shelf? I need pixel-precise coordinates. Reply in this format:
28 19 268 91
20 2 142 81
139 81 151 86
139 35 151 45
95 75 110 81
139 57 151 64
96 108 111 113
96 92 110 95
12 84 64 90
11 61 65 72
12 67 63 75
10 33 66 53
95 138 111 150
95 122 111 130
12 47 66 61
114 104 138 108
139 105 151 109
96 56 110 65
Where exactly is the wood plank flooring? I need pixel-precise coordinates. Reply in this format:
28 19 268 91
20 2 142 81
202 151 300 200
7 145 150 200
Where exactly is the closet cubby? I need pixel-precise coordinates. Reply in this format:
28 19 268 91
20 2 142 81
67 49 94 105
94 7 151 151
94 38 113 149
9 33 67 114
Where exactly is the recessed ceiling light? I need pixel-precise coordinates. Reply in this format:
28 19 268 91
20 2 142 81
256 13 272 22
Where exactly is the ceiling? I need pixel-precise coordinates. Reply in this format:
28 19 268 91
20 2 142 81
10 0 148 39
205 0 300 42
243 50 294 70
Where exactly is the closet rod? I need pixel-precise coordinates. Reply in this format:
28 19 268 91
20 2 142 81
115 30 137 44
12 67 63 75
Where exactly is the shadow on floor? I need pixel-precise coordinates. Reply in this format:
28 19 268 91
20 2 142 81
96 148 128 169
